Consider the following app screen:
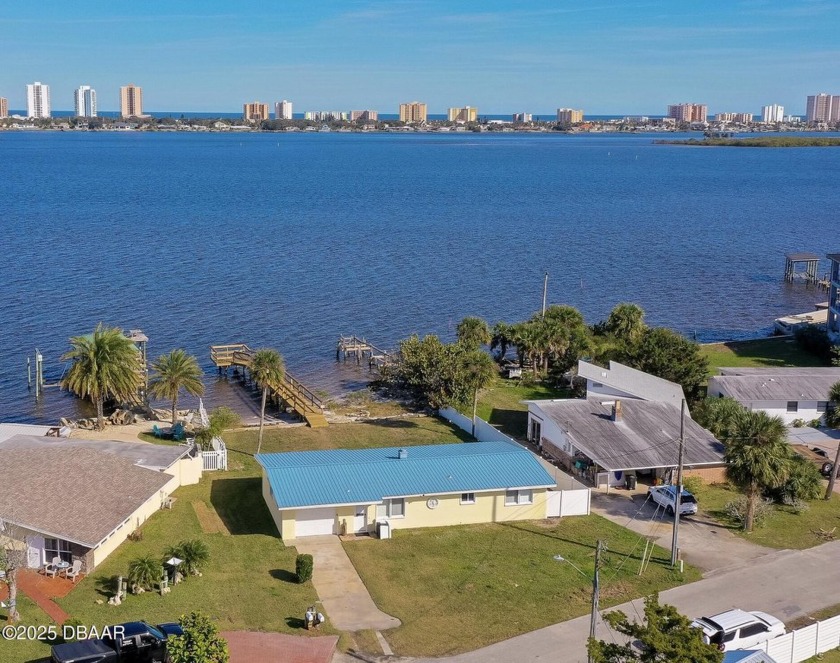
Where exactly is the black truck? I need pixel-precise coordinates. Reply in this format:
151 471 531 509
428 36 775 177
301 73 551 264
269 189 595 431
50 621 183 663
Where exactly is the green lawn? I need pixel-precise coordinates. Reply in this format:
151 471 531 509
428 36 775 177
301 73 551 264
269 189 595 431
470 378 570 439
2 596 54 663
805 649 840 662
690 481 840 549
343 516 701 657
51 418 467 647
700 338 826 376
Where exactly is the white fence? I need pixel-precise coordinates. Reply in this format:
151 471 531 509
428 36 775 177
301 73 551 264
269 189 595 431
439 407 590 517
201 437 228 471
756 615 840 663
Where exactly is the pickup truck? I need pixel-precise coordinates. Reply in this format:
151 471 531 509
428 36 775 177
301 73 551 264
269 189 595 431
51 621 183 663
647 484 698 516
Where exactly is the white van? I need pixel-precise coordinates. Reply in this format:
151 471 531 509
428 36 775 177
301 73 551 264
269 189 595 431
647 484 698 516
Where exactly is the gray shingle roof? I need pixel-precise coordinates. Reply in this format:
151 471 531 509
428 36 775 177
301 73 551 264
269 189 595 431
0 447 172 547
577 360 686 406
0 434 189 471
531 398 724 471
711 368 840 402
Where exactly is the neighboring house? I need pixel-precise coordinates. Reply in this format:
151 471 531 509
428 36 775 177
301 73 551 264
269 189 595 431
723 651 779 663
256 441 558 542
0 433 202 571
708 367 840 425
576 360 686 406
828 252 840 341
526 398 724 487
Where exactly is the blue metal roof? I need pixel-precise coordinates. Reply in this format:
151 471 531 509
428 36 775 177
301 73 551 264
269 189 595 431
256 441 556 509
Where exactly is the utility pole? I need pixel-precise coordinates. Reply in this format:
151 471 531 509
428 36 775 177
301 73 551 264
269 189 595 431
541 272 548 318
588 540 604 662
670 399 686 567
826 441 840 499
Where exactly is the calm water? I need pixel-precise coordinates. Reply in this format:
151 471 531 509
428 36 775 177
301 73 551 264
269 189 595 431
1 131 838 424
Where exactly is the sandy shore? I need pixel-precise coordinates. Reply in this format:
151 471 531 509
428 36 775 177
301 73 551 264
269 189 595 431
68 422 152 442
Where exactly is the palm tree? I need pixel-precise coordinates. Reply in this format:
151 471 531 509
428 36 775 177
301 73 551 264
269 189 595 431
61 323 144 430
458 350 498 437
824 380 840 499
128 554 164 591
490 321 513 363
723 410 790 532
456 316 491 350
693 396 745 440
164 539 210 576
604 302 646 346
148 349 204 426
248 348 285 454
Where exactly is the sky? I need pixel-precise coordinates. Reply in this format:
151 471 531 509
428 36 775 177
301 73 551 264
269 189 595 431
1 0 838 115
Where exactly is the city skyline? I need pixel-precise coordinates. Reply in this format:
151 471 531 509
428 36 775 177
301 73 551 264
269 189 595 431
1 1 838 114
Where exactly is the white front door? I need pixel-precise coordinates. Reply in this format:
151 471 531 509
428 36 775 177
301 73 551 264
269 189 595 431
295 507 337 537
27 536 45 568
353 507 367 534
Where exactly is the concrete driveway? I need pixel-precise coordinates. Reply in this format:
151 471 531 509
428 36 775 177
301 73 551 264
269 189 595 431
293 535 401 632
589 490 776 574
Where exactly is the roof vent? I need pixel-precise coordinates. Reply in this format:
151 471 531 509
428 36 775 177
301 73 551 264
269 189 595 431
397 448 408 460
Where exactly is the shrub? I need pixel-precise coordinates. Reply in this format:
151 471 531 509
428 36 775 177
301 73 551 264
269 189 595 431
127 554 164 591
794 326 833 362
682 476 704 495
809 418 823 428
296 553 314 584
770 455 823 503
724 496 773 529
167 611 229 663
165 539 210 576
791 418 805 428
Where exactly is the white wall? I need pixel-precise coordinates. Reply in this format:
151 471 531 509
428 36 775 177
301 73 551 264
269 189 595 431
707 381 827 425
757 614 840 663
438 407 474 434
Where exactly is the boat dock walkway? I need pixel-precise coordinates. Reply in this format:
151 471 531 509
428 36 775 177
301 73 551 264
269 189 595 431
210 344 328 428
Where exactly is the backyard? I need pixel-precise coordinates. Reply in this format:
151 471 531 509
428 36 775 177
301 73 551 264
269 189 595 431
470 378 569 439
699 337 826 375
343 516 701 657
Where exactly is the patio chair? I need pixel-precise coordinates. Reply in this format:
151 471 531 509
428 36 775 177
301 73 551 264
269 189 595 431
63 560 82 583
43 562 58 578
152 424 163 438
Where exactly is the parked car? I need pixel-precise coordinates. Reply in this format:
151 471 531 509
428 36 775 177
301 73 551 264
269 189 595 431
790 444 834 478
51 621 183 663
691 609 786 651
647 484 698 516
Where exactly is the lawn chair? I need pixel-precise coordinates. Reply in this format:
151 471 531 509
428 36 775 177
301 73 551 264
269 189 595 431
43 561 58 578
152 424 163 438
63 560 82 583
172 423 186 441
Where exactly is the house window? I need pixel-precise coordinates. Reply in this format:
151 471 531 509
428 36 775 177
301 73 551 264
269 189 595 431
44 538 72 564
787 401 799 413
591 382 603 388
817 401 829 413
460 493 475 505
386 498 405 518
505 489 533 506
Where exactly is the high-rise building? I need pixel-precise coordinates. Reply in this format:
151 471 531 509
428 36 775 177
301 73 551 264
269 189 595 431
513 113 532 123
275 100 293 120
447 106 478 122
399 101 427 123
74 85 97 117
120 84 143 118
303 110 345 121
243 102 269 122
350 110 378 121
0 97 8 119
761 104 784 123
26 81 51 118
714 112 752 123
667 103 707 123
556 108 584 124
806 93 840 123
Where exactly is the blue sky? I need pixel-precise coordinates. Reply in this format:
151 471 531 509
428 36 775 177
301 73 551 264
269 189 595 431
1 0 838 114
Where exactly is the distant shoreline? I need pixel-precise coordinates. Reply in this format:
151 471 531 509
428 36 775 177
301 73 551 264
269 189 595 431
655 136 840 147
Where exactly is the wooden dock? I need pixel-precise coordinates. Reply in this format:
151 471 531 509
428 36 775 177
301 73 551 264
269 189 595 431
210 344 327 428
336 336 392 369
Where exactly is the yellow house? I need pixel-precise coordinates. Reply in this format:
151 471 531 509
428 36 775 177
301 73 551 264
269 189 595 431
256 441 557 541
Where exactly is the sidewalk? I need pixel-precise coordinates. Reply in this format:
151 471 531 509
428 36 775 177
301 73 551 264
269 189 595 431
417 539 840 663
